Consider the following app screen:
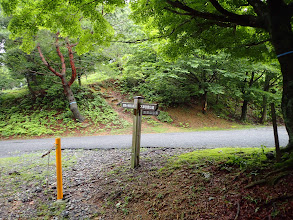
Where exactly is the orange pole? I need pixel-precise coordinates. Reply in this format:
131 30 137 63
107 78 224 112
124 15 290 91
55 138 63 200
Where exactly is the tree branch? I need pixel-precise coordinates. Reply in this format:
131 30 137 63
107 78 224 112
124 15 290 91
164 7 192 15
209 0 240 17
29 70 55 77
55 33 66 75
37 43 62 77
112 18 193 44
165 0 265 28
253 72 264 84
244 39 270 47
66 41 78 87
247 0 268 17
288 2 293 16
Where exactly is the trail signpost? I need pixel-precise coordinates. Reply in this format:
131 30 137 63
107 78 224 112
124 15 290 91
121 96 160 168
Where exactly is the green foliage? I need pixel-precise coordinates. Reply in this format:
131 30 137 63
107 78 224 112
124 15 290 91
0 85 127 138
129 0 272 61
0 0 125 54
121 45 228 105
157 111 173 123
0 67 23 90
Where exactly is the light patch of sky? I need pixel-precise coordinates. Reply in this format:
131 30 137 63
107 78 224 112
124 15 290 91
0 40 5 53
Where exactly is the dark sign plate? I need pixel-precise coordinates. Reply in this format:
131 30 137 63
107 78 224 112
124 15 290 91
142 110 160 116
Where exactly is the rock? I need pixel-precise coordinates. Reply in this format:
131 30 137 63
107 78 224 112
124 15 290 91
266 151 275 160
8 171 20 175
22 198 30 203
202 172 211 179
62 210 70 218
35 187 42 193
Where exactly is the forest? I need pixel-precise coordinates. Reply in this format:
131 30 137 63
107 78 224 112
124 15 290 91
0 1 287 140
1 1 293 219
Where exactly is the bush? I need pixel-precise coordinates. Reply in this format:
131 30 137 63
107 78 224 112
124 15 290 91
157 111 173 123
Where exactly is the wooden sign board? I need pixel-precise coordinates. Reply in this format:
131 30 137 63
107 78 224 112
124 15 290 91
121 97 160 168
140 104 158 111
121 102 135 109
142 110 160 116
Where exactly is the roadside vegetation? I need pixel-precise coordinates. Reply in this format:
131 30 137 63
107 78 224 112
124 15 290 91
0 147 292 219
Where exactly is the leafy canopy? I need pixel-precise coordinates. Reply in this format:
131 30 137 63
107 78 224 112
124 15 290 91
129 0 272 60
0 0 125 54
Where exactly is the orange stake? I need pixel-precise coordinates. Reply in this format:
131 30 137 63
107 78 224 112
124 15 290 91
55 138 63 200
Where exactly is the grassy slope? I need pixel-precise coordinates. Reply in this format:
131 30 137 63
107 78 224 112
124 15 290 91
0 78 253 140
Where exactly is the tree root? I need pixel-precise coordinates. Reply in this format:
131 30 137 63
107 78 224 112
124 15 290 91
245 167 292 189
265 194 293 206
271 171 291 185
264 167 288 179
234 201 240 220
244 179 266 189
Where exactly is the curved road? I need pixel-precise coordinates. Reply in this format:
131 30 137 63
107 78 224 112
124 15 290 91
0 127 289 158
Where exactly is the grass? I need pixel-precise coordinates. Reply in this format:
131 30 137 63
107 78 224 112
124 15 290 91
0 150 79 191
0 150 82 219
163 147 273 172
80 68 119 85
0 88 28 99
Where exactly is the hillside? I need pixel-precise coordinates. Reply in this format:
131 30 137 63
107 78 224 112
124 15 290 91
0 80 250 140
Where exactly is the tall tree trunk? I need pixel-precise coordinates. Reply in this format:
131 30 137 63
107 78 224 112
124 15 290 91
240 72 254 121
260 96 268 124
202 91 208 114
78 56 82 86
260 74 271 124
24 73 36 101
62 79 85 122
240 99 248 121
78 75 82 86
268 4 293 151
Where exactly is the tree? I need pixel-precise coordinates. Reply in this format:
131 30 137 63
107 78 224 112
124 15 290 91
37 33 85 121
239 71 264 121
130 0 293 152
0 10 43 95
0 0 125 121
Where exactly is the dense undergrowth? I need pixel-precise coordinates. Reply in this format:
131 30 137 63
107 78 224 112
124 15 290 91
0 84 130 138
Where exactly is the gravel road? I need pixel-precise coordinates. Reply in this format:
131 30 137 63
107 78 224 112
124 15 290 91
0 126 289 158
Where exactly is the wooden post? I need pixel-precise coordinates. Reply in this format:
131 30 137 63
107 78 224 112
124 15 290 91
271 103 281 162
55 138 63 200
131 96 144 168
